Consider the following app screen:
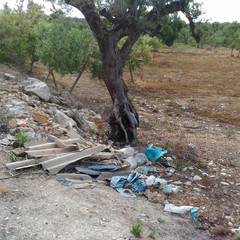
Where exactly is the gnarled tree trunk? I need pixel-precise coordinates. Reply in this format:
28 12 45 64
64 0 189 145
101 51 139 145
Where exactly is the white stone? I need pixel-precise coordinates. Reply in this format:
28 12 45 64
23 78 50 101
193 175 202 181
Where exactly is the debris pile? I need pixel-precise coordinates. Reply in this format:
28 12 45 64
1 71 240 238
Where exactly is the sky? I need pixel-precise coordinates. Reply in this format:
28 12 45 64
0 0 240 23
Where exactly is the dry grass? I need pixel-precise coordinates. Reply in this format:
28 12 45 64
132 46 240 125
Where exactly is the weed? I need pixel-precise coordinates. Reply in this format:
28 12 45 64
233 236 240 240
163 123 174 132
148 227 156 239
128 95 135 103
158 217 167 224
9 152 24 162
131 219 142 237
226 128 234 138
13 131 31 146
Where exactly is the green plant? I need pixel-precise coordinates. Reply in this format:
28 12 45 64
158 217 167 224
148 227 156 239
13 131 31 145
226 128 234 138
131 219 142 237
128 95 135 103
233 235 240 240
163 123 174 132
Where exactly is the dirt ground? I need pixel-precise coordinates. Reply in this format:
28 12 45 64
1 46 240 239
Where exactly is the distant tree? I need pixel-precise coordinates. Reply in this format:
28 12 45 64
120 35 153 82
0 1 46 71
184 0 203 47
221 22 240 56
37 16 95 93
61 0 199 145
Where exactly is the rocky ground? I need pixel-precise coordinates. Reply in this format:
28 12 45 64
0 46 240 240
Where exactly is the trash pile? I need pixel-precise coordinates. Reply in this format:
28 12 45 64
1 71 239 237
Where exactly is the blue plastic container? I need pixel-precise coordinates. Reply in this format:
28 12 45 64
145 144 167 161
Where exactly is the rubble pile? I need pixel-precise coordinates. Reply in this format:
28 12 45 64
0 71 239 238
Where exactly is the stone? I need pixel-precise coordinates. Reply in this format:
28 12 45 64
220 182 230 186
193 187 202 192
23 78 50 101
193 175 202 181
172 181 183 185
5 99 29 117
184 181 192 186
4 73 16 80
144 189 166 203
53 110 77 128
209 226 229 236
187 143 198 155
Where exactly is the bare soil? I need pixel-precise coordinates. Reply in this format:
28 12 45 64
1 46 240 240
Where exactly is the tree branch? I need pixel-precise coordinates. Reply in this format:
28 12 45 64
64 0 105 43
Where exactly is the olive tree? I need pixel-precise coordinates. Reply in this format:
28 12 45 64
63 0 196 145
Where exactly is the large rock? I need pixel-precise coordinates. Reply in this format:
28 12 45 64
23 78 50 101
53 110 77 128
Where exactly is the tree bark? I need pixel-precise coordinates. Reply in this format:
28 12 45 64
102 53 139 145
64 0 189 145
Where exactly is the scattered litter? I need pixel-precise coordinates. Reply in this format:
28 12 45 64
62 178 96 189
116 188 136 198
75 167 101 177
145 144 167 161
164 203 198 221
110 171 147 193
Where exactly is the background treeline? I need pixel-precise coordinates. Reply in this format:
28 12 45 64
0 1 239 88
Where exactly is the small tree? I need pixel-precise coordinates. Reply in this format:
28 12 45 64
122 35 153 82
37 16 95 92
0 2 46 70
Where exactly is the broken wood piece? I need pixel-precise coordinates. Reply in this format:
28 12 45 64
41 145 107 175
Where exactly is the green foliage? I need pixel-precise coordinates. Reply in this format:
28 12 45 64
158 217 167 224
158 14 183 46
0 2 46 69
13 131 31 146
37 16 95 76
89 47 102 79
131 219 142 237
148 227 156 239
226 129 235 138
119 35 153 81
